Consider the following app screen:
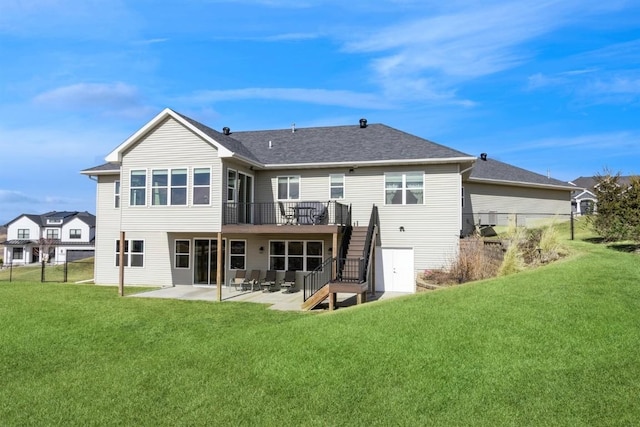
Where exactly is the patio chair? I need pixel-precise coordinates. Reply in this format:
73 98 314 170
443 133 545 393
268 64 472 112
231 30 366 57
278 202 295 225
260 269 279 292
281 270 296 293
231 270 247 291
311 201 329 225
243 269 262 291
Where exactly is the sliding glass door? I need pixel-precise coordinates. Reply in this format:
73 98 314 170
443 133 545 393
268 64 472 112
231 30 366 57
193 239 225 285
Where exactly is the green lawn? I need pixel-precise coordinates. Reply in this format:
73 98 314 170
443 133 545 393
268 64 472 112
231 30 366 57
1 231 639 425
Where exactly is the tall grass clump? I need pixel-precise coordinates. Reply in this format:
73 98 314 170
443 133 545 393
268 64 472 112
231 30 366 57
498 224 526 276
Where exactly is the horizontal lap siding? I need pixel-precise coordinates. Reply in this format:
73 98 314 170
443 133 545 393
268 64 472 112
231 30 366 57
376 165 461 272
121 117 222 232
259 164 461 272
465 182 571 214
95 174 120 284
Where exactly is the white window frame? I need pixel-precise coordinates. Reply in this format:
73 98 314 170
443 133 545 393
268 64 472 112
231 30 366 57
227 169 237 202
384 172 424 205
277 176 300 201
174 239 190 269
114 180 120 208
130 170 147 206
268 239 324 271
170 168 188 206
330 174 345 199
115 239 145 268
151 169 169 206
193 167 211 205
229 240 246 270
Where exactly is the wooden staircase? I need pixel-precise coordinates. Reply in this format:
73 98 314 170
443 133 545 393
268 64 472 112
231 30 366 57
300 282 368 311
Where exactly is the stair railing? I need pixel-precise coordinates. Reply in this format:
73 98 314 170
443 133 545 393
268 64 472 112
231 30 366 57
303 257 334 301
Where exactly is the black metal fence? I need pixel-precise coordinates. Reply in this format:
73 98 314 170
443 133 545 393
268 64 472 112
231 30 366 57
0 259 94 283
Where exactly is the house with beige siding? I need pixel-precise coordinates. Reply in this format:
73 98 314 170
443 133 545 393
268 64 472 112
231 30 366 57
461 153 575 235
82 109 573 309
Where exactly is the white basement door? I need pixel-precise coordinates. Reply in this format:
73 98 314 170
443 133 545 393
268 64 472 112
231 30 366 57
375 247 415 293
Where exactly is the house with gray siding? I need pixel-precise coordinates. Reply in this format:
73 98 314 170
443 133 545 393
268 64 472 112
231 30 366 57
462 153 575 235
2 211 96 265
82 108 573 309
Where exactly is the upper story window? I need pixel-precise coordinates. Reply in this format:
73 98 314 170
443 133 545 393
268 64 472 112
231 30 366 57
277 176 300 200
114 180 120 208
151 169 187 206
227 170 237 202
17 229 29 239
152 169 168 205
385 172 424 205
70 229 81 239
193 168 211 205
171 169 187 205
330 174 344 199
46 229 60 239
130 170 146 206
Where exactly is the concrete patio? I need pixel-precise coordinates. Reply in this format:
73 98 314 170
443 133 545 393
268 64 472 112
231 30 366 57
130 285 407 311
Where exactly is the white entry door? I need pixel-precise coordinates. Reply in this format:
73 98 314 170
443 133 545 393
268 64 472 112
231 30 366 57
375 247 415 293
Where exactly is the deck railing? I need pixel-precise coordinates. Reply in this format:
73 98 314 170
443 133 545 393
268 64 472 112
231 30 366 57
223 201 350 226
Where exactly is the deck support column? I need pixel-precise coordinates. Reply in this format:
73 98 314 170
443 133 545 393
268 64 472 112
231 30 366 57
216 232 223 302
332 232 338 279
329 292 336 311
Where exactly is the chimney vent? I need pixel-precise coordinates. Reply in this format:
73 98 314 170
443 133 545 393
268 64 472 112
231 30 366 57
480 153 487 161
222 127 231 135
291 123 296 133
359 118 367 128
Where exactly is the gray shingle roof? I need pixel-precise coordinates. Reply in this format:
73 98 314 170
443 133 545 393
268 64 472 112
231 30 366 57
230 123 472 165
81 163 119 174
470 157 573 189
176 113 260 163
4 211 96 228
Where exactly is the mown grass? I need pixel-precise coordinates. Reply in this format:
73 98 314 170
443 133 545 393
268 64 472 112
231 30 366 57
1 229 639 425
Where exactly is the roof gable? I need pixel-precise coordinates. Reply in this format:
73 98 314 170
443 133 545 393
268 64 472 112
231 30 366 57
105 108 238 163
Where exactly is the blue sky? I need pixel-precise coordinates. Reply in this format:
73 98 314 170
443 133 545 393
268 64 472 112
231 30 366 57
1 0 640 224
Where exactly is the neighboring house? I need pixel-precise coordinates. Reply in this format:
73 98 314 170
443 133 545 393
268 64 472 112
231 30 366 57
1 211 96 265
81 108 573 307
569 175 635 216
462 153 575 234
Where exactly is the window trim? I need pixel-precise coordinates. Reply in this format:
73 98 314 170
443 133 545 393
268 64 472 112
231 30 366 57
114 180 120 208
174 239 191 269
151 169 169 206
329 173 345 199
277 175 301 201
384 171 424 205
17 229 29 239
268 239 324 271
227 169 237 202
115 239 145 268
193 166 211 206
228 239 246 270
69 229 82 239
130 169 147 207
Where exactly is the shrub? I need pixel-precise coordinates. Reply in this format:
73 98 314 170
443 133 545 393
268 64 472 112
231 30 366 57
448 235 500 283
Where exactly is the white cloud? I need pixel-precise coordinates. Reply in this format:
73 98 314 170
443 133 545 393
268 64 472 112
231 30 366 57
0 190 40 205
187 87 394 109
34 82 138 108
505 131 640 153
33 82 155 118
